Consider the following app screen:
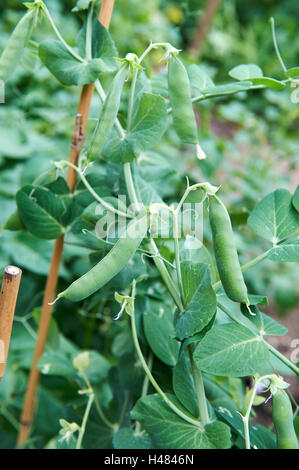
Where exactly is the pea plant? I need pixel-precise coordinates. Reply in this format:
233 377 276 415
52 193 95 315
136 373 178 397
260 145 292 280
1 1 299 450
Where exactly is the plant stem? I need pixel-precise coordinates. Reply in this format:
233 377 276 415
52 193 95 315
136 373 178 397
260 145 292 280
242 380 258 449
81 371 115 430
42 2 85 63
270 17 287 73
135 352 153 434
148 238 183 311
188 345 210 425
130 287 202 428
76 393 94 449
173 211 185 308
85 2 94 61
58 160 129 219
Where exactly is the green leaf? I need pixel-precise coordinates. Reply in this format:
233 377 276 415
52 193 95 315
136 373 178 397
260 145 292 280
77 17 118 62
188 64 214 95
39 40 116 86
248 77 285 90
202 81 254 97
105 93 168 163
247 189 299 243
131 394 231 449
216 405 277 449
173 351 199 417
240 305 288 336
143 299 180 366
268 237 299 262
194 323 269 377
113 428 154 449
293 185 299 212
229 64 264 80
16 185 65 239
286 67 299 79
176 263 216 340
6 232 68 277
81 351 110 385
38 351 74 379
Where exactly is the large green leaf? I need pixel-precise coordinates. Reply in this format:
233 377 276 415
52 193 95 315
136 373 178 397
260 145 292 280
268 237 299 262
216 404 277 449
286 67 299 79
131 394 231 449
172 351 199 417
77 17 118 62
293 185 299 212
240 305 288 337
113 427 154 449
143 299 180 366
16 185 65 239
39 40 116 86
228 64 285 90
247 189 299 243
175 262 216 340
188 64 214 95
105 93 168 163
229 64 264 80
194 323 269 377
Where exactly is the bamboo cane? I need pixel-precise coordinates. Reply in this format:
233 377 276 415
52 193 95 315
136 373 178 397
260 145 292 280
0 266 22 382
17 0 115 446
189 0 222 57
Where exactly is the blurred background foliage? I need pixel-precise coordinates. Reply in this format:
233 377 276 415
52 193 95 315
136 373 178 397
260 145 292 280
0 0 298 448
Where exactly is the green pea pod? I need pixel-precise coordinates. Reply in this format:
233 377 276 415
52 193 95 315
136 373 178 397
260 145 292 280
0 7 38 81
56 214 148 302
209 195 249 305
87 65 127 160
272 389 299 449
168 55 198 145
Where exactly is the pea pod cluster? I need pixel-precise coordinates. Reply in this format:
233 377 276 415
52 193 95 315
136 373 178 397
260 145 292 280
168 54 198 145
56 214 148 302
272 389 299 449
0 7 38 81
209 194 249 306
87 65 127 160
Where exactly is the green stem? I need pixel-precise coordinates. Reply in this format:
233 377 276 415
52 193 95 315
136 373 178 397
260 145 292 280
173 211 185 308
57 160 129 219
270 17 287 73
130 287 202 428
188 346 210 425
123 162 140 209
85 2 94 61
148 238 183 311
135 352 153 434
81 372 115 430
76 393 94 449
42 2 85 63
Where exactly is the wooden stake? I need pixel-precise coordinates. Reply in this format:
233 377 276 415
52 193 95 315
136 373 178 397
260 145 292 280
189 0 222 57
17 0 115 446
0 266 22 382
